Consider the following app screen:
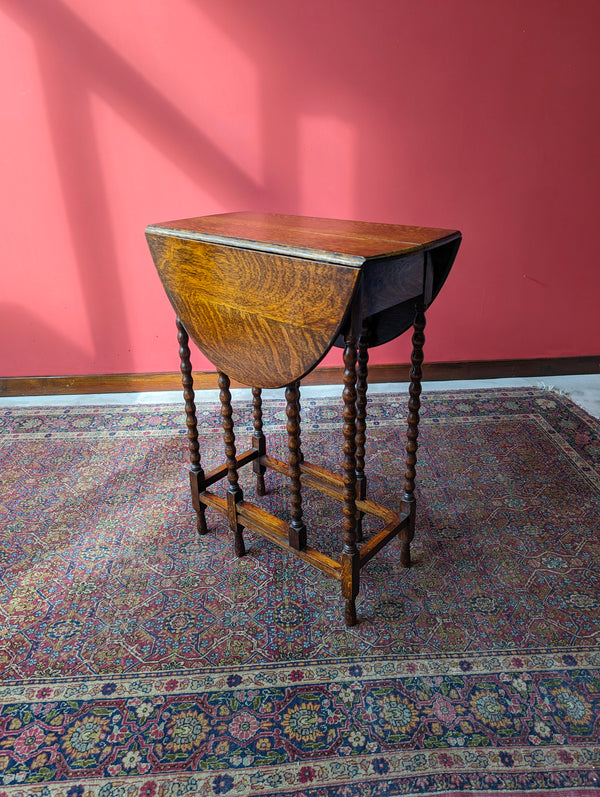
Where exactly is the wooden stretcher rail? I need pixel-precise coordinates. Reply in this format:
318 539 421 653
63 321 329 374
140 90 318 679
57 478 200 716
199 490 227 513
200 452 407 577
198 489 341 580
236 501 342 580
359 514 410 566
261 454 398 523
203 448 259 488
299 460 342 488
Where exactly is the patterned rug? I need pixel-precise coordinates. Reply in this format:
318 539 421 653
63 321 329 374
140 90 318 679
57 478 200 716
0 387 599 795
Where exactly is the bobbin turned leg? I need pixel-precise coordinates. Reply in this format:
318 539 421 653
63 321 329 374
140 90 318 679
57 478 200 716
177 318 208 535
295 383 305 465
286 381 307 550
340 334 360 626
355 326 369 543
218 371 245 557
252 387 267 496
400 303 426 567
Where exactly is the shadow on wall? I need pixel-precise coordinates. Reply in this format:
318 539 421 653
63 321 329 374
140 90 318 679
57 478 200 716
4 0 469 376
0 305 90 377
3 1 278 376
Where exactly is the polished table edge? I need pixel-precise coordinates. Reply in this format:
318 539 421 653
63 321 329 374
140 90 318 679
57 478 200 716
146 224 367 267
145 223 461 268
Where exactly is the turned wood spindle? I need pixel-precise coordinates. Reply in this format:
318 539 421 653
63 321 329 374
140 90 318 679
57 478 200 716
295 381 305 464
218 370 245 557
340 335 359 626
252 386 267 496
286 381 307 550
176 318 208 535
355 327 369 542
401 303 426 567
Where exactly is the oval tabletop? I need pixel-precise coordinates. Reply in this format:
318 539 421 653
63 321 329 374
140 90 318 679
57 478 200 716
146 212 461 388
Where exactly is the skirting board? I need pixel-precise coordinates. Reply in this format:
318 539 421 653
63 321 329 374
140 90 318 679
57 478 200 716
1 357 599 397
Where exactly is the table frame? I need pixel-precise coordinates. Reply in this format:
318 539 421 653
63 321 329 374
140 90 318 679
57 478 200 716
175 303 425 627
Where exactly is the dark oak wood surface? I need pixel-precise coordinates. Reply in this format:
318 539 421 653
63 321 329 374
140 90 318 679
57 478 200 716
147 233 359 388
146 212 461 388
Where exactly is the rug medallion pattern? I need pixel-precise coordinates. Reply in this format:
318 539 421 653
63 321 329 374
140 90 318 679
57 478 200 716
0 388 599 795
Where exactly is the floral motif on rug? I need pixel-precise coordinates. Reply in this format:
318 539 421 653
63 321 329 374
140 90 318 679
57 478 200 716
0 388 599 795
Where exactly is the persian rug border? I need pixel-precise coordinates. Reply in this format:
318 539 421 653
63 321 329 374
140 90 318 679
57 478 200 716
2 647 600 698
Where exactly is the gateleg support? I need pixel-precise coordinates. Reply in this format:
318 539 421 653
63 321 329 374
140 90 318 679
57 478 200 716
354 325 369 543
399 302 426 568
341 333 360 626
219 370 246 558
252 387 267 496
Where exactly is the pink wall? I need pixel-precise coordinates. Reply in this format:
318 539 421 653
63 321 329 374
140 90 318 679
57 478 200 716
2 0 600 379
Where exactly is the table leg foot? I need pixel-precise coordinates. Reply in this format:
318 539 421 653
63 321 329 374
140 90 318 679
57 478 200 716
400 501 416 568
255 469 266 497
341 550 360 626
400 537 412 568
190 470 209 535
233 524 246 557
228 488 246 558
344 598 357 627
197 513 208 535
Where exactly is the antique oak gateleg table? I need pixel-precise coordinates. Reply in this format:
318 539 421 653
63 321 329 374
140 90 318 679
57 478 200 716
146 213 461 626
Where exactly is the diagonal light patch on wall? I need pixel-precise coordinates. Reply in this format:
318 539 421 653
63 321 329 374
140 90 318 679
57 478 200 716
3 0 268 370
299 116 356 219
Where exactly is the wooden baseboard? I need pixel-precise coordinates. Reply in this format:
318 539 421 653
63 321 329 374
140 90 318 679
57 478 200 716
1 356 598 398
